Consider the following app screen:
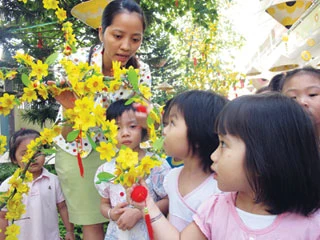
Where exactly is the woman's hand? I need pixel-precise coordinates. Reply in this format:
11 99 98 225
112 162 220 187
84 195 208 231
47 80 77 109
133 103 150 129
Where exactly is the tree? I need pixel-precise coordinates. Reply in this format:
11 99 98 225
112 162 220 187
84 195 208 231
0 0 242 124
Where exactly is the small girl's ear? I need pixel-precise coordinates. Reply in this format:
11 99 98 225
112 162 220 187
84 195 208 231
98 27 103 42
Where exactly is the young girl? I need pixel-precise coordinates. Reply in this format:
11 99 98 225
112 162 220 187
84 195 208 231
0 129 74 240
130 93 320 239
94 99 171 240
162 90 228 231
279 66 320 136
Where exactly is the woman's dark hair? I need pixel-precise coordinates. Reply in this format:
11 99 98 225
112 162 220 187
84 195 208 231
106 99 147 140
101 0 146 69
279 66 320 91
9 129 40 164
215 92 320 216
168 90 228 173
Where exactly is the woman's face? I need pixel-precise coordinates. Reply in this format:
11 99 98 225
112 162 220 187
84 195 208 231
99 11 143 69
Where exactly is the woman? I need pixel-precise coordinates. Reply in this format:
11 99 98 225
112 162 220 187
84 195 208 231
53 1 151 239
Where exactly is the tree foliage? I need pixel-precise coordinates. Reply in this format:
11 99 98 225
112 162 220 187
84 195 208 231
0 0 242 125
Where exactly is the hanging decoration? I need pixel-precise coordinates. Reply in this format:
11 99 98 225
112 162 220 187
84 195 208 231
266 1 312 29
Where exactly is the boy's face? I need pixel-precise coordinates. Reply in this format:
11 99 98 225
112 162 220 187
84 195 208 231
116 110 143 152
15 137 44 179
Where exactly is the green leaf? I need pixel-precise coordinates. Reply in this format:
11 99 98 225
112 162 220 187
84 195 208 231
96 172 115 183
147 115 154 126
41 148 56 154
125 98 134 105
127 68 139 91
86 132 97 150
14 98 20 105
152 137 164 151
66 130 80 142
21 73 31 87
44 52 59 66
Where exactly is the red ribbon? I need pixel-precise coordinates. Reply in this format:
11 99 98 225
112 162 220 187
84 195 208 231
131 186 153 240
76 130 84 177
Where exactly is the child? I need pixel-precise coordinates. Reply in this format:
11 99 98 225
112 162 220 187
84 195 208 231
0 129 74 240
279 66 320 136
94 99 171 240
162 90 228 231
130 93 320 239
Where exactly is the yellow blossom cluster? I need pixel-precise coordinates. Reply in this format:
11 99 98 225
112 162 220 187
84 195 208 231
96 147 162 187
0 135 7 155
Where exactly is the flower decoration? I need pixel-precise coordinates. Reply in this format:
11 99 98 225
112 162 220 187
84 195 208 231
96 147 162 188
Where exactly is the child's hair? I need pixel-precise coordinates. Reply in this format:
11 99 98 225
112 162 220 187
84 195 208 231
255 86 270 94
167 90 228 173
278 66 320 91
215 92 320 216
162 98 173 126
268 72 285 92
9 129 40 164
106 99 147 140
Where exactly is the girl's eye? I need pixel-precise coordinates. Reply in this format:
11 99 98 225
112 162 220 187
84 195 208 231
170 120 175 126
130 125 137 129
309 93 318 97
220 141 226 148
114 34 122 39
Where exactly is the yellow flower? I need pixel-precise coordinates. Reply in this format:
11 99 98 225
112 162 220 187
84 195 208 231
37 84 49 99
0 71 3 80
24 171 33 182
138 156 162 175
52 125 62 136
122 168 139 187
0 135 7 155
18 0 27 3
5 224 20 238
55 7 67 22
16 183 29 194
109 79 121 92
117 148 139 170
43 0 59 10
139 85 152 99
1 93 16 109
30 60 48 80
21 86 37 102
5 71 17 80
40 128 56 144
74 111 96 132
8 177 22 190
93 105 106 126
13 52 33 66
112 61 122 81
96 142 116 161
86 75 105 93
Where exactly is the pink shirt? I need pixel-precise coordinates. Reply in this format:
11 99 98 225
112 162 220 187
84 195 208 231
0 168 65 240
194 192 320 240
